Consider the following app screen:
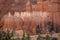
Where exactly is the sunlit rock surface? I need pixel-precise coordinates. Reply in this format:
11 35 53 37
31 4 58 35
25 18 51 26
0 0 60 34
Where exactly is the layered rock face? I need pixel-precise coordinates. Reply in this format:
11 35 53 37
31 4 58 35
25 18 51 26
0 0 60 34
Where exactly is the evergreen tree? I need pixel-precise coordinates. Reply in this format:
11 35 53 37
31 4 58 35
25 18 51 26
5 30 11 40
45 35 51 40
27 32 30 40
37 33 41 40
22 31 26 40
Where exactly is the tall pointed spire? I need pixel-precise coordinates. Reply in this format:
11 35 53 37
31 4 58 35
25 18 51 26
14 12 20 17
8 12 12 17
26 0 32 12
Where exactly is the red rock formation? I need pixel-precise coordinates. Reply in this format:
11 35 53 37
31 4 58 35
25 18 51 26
0 0 60 34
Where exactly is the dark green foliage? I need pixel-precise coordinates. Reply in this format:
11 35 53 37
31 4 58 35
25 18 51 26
11 29 15 37
37 33 41 40
26 32 30 40
5 30 13 40
0 31 6 40
45 35 51 40
22 31 26 40
5 31 10 40
0 28 16 40
36 25 42 34
0 25 6 40
52 38 57 40
11 29 16 40
16 37 20 40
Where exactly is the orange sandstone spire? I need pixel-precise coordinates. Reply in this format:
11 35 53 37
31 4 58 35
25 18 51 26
26 0 32 12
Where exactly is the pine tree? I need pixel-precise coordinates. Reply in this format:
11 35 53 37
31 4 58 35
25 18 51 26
11 29 15 40
22 31 26 40
45 34 51 40
37 33 41 40
5 30 11 40
27 32 30 40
